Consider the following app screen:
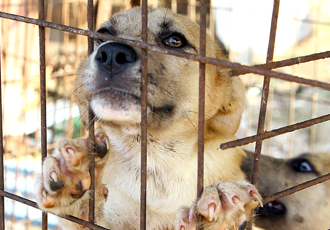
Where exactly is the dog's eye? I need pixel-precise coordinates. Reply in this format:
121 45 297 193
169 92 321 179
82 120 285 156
161 32 188 48
97 28 113 35
95 27 116 43
163 35 183 48
291 159 314 173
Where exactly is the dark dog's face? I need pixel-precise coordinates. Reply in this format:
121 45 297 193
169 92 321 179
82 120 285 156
75 7 245 136
242 151 330 230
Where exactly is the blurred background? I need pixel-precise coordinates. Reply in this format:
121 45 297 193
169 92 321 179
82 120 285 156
1 0 330 229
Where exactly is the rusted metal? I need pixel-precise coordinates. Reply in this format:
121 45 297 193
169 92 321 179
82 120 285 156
263 172 330 205
251 0 280 185
38 0 48 228
229 50 330 77
0 191 110 230
88 108 96 225
248 1 280 229
87 0 96 226
1 1 330 230
1 12 330 91
0 35 4 230
197 0 206 199
140 1 148 229
221 113 330 150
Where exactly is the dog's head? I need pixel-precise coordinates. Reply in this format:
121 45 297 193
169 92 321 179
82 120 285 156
75 7 245 136
242 151 330 230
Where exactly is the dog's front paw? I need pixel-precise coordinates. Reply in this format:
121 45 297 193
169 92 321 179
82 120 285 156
34 133 109 214
176 181 262 230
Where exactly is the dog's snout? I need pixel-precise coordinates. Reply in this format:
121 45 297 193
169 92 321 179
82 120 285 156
95 43 137 74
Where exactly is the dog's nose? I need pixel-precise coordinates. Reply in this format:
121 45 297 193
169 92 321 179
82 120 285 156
95 42 137 75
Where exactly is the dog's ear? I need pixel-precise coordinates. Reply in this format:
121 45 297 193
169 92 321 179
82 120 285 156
207 49 245 136
74 75 90 129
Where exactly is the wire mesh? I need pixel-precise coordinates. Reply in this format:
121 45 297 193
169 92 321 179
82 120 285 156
0 0 330 229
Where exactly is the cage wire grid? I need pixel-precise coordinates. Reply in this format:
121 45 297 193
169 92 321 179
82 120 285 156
1 0 330 229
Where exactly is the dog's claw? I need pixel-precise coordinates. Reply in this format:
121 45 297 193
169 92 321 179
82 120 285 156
233 196 245 212
49 171 65 191
94 132 109 159
251 191 263 207
94 142 108 158
208 203 215 221
50 171 58 182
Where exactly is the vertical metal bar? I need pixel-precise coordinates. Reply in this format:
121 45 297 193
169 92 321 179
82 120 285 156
247 0 280 229
140 0 148 229
87 0 95 226
251 0 280 185
197 0 206 198
0 34 5 230
38 0 48 228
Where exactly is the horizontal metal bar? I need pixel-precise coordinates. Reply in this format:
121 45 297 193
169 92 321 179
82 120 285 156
1 11 330 91
263 172 330 204
221 113 330 150
230 50 330 77
0 191 110 230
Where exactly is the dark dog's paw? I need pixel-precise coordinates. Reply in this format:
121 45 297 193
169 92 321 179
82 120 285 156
176 181 262 230
34 132 109 213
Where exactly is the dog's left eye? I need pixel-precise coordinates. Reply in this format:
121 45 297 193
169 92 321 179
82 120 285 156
163 36 183 47
162 33 187 48
291 159 314 173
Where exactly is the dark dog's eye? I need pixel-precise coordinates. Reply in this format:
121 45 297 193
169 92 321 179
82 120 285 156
291 159 314 172
95 27 116 43
162 33 187 48
97 28 113 35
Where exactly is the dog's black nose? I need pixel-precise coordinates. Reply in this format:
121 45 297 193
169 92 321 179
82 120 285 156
95 42 137 75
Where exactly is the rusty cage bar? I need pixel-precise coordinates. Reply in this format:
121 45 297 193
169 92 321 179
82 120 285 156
1 0 330 229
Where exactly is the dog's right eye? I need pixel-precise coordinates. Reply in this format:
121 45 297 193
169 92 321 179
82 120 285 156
97 28 113 35
291 159 315 173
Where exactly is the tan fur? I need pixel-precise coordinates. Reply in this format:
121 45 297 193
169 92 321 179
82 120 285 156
242 151 330 230
35 8 261 230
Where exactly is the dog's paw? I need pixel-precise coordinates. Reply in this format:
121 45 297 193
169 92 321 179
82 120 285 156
176 181 262 230
34 132 109 214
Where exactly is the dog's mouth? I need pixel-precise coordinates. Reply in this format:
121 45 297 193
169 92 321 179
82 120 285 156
257 200 287 217
90 87 142 124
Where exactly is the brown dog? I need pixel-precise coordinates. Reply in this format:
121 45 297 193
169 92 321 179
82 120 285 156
34 8 262 229
242 151 330 230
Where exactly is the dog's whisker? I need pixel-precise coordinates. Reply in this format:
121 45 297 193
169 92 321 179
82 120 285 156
63 107 89 138
187 110 230 128
47 104 79 113
157 85 198 132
